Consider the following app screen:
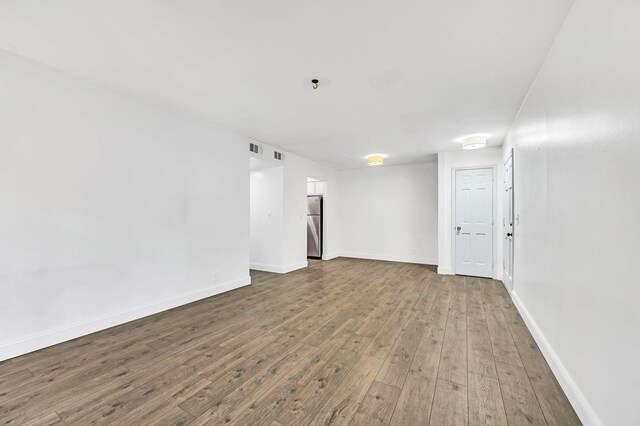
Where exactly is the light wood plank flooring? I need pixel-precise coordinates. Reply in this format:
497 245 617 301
0 258 580 425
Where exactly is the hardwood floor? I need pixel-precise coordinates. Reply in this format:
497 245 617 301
0 258 580 425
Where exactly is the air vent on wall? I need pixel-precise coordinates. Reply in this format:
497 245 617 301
273 151 284 161
249 142 262 155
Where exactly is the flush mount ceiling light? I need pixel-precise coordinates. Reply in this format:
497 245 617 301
462 135 487 150
367 155 384 166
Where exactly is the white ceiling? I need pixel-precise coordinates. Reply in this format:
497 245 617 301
0 0 574 169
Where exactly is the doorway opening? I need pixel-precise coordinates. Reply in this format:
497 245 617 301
452 166 496 278
307 177 326 260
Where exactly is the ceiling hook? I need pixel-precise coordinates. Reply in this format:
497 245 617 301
311 79 319 89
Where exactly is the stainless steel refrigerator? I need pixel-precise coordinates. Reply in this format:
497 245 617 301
307 195 322 259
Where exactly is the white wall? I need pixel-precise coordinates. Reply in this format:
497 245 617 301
338 163 438 265
250 167 284 272
437 147 503 279
502 1 640 424
0 49 251 361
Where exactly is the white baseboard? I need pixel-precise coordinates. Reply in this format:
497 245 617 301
437 266 454 275
499 278 512 294
0 276 251 362
501 277 514 293
250 261 308 274
282 261 308 273
510 291 602 426
250 262 285 273
340 252 437 266
322 253 340 261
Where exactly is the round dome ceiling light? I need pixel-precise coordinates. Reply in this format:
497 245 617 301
367 155 384 166
462 135 487 150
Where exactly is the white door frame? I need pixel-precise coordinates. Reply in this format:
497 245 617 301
503 149 514 290
451 165 498 278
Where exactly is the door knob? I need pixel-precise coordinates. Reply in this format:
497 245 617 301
507 232 513 237
456 226 461 231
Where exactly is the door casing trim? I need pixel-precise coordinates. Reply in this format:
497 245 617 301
503 149 514 290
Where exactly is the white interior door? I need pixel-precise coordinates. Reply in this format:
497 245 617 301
503 154 514 290
454 168 494 278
